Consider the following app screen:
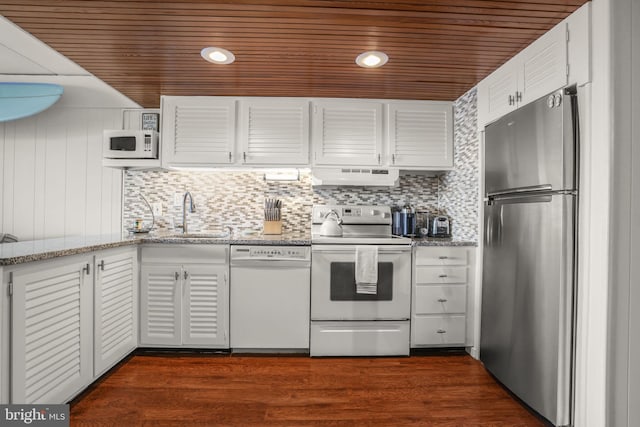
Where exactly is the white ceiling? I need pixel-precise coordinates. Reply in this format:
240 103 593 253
0 15 139 108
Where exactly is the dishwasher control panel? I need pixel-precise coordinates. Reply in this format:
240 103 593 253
231 245 310 261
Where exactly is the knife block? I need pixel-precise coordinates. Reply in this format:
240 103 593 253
263 220 282 235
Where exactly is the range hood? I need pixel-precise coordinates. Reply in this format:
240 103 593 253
311 168 399 187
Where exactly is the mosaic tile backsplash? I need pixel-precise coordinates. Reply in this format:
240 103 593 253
123 90 479 241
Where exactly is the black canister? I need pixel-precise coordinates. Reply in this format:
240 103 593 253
391 206 403 236
401 204 415 237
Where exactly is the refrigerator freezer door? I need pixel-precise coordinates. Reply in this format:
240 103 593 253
484 90 576 194
481 193 575 426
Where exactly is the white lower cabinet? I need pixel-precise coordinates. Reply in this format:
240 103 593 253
411 246 475 347
10 254 94 404
140 245 229 348
94 247 138 377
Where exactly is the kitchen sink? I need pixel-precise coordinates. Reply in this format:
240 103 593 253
168 231 231 239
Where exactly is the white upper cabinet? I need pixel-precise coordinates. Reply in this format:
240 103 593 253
159 96 454 170
478 23 568 126
312 100 384 166
161 96 236 166
478 60 520 124
519 23 568 105
478 3 590 127
239 99 310 165
387 101 453 169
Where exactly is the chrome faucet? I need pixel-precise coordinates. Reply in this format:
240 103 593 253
179 191 195 234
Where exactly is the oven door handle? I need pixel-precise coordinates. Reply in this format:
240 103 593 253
312 249 410 255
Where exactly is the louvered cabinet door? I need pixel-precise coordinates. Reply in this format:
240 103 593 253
240 99 310 165
11 256 93 404
312 100 383 166
140 264 182 346
182 264 228 347
388 102 453 168
477 60 519 126
161 96 236 166
94 247 138 377
519 22 568 105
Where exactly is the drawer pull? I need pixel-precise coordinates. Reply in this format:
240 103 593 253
437 298 448 303
437 329 446 334
439 274 448 278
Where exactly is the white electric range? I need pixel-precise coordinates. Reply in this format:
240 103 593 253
310 205 412 356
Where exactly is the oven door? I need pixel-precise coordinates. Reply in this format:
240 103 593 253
311 244 411 320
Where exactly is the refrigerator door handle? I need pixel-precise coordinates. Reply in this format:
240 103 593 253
487 184 553 199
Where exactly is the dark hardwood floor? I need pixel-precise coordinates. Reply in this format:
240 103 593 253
71 353 545 426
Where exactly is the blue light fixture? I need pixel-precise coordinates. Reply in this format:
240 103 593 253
0 82 64 122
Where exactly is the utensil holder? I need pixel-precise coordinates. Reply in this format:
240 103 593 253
263 220 282 235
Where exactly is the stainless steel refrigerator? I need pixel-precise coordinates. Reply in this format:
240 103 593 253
481 87 578 426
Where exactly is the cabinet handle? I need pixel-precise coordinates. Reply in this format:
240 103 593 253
83 263 91 275
243 152 247 162
97 260 105 271
437 298 448 303
437 329 446 334
174 271 180 281
508 95 515 106
392 154 396 164
228 152 232 162
377 153 381 164
515 91 522 102
438 256 449 260
184 271 189 280
439 274 448 278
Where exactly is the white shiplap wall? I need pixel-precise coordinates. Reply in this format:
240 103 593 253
0 106 123 240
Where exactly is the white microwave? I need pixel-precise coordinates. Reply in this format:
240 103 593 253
103 129 158 159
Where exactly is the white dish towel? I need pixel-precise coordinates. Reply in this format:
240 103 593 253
355 246 378 295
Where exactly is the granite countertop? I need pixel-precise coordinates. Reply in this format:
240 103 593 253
140 229 312 246
411 237 477 247
0 230 476 266
0 234 138 266
0 230 313 266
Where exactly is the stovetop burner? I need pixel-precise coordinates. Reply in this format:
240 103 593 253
311 204 412 245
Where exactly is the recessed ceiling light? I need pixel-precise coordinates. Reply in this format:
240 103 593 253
201 47 235 64
355 51 388 68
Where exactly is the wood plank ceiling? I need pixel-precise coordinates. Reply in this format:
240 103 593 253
0 0 589 108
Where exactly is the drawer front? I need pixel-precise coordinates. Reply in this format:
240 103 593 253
415 266 467 284
415 247 468 266
142 244 228 264
414 285 466 314
310 321 410 356
411 315 466 346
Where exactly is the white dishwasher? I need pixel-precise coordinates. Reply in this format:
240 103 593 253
230 245 311 351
